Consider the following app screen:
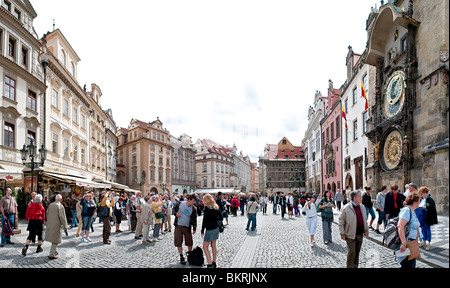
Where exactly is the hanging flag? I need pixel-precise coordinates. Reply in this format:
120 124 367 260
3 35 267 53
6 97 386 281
361 80 369 110
342 104 348 129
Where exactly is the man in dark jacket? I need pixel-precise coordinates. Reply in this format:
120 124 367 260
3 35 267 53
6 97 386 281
384 184 405 219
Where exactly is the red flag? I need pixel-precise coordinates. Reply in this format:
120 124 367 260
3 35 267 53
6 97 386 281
342 105 347 129
361 80 368 110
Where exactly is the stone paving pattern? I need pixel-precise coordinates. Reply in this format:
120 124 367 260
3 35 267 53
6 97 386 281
1 203 446 268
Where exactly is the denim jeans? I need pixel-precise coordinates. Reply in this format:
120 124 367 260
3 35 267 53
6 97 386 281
71 210 78 227
246 213 256 230
1 214 15 244
366 207 376 221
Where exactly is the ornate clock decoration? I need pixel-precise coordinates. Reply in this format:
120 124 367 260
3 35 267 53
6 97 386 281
383 70 406 119
383 130 403 170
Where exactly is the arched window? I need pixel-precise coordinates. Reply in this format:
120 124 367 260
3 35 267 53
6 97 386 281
60 49 66 67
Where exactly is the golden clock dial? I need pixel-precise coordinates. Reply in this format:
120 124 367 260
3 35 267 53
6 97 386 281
384 70 406 119
383 130 403 170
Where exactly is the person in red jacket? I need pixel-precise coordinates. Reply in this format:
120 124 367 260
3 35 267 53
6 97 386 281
230 196 240 216
22 194 46 256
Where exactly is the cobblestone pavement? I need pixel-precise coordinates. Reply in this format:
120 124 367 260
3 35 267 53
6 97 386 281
0 203 447 269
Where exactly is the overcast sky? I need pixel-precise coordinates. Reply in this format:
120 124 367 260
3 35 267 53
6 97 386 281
32 0 374 162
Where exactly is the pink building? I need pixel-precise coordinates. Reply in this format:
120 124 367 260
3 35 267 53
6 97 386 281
321 80 342 194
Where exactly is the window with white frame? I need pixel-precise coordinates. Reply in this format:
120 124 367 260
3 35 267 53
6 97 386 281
363 110 369 134
52 133 58 153
63 99 69 116
64 139 69 158
52 89 58 108
353 120 358 140
73 107 78 123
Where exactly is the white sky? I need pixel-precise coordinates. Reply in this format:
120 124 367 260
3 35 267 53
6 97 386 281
32 0 374 162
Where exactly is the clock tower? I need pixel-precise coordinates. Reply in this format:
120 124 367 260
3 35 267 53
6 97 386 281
364 1 449 215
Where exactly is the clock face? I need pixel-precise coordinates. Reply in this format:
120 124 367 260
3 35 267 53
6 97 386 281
384 70 406 119
383 130 403 170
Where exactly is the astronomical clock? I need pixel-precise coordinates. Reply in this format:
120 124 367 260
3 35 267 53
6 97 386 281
383 70 406 119
382 130 403 170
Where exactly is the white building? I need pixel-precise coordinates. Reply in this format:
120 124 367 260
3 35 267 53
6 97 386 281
303 90 326 194
340 46 376 191
1 0 46 188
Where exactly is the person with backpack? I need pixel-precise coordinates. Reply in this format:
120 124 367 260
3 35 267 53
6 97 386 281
338 190 369 268
396 191 421 268
173 194 198 265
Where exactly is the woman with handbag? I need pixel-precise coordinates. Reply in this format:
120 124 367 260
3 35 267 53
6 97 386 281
201 194 223 268
151 195 164 241
397 191 421 268
318 190 335 244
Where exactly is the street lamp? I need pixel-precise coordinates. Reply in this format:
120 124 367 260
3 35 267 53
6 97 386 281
135 171 146 193
160 182 167 195
20 140 47 194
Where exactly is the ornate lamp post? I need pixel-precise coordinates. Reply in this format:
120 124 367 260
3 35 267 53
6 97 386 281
20 140 47 194
160 182 167 195
135 171 146 194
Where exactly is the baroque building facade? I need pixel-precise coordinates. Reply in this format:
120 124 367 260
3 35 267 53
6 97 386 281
364 0 449 215
194 139 235 190
0 0 46 188
170 133 196 195
117 118 172 196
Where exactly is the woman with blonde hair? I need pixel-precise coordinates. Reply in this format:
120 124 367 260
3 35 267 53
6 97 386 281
201 194 223 268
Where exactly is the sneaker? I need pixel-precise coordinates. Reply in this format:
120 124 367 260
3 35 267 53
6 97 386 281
36 246 43 253
157 236 163 240
425 243 431 251
81 238 87 243
85 237 92 242
375 229 381 234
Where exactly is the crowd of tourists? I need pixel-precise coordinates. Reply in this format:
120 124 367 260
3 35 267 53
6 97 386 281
0 182 439 268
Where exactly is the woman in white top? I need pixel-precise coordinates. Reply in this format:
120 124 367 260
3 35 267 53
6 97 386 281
302 194 318 247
